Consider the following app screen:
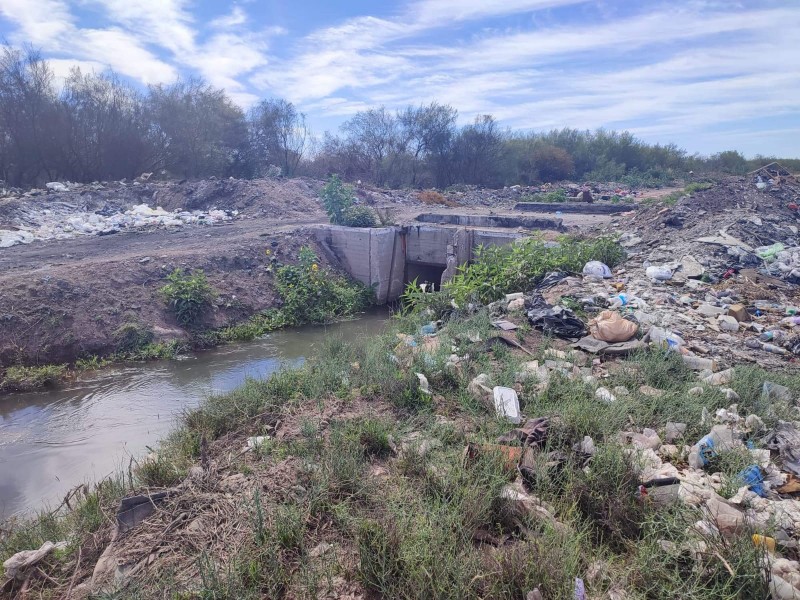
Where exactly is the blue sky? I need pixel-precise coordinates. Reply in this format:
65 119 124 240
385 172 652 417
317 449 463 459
1 0 798 157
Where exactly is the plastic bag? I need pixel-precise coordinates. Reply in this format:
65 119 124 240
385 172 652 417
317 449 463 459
582 261 612 279
645 265 672 280
588 310 638 342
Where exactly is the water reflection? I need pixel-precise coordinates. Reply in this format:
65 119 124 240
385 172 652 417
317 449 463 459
0 312 388 518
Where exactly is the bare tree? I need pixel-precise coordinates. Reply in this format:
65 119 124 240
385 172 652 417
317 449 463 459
341 107 402 186
398 102 457 187
248 98 310 176
0 46 62 186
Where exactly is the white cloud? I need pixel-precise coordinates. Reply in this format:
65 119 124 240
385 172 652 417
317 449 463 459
210 6 248 29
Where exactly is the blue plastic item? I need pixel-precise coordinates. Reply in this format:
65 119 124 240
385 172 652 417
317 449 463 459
420 322 437 335
737 465 767 497
695 434 716 467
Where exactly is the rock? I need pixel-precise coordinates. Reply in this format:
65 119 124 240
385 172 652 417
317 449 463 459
702 368 734 386
679 255 705 278
507 297 526 311
595 387 617 403
727 303 750 323
717 315 740 332
696 303 725 317
505 292 524 301
664 422 687 443
246 436 269 450
770 575 800 600
639 385 664 397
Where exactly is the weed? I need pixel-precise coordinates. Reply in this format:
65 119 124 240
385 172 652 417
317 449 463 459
441 235 625 305
160 268 216 328
75 355 111 370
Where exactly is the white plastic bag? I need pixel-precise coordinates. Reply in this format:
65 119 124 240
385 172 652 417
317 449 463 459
582 261 612 279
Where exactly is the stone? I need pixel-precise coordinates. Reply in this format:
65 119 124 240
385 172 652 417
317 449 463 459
727 303 750 323
639 385 664 397
717 315 740 332
704 495 745 538
679 255 705 278
696 303 725 317
468 374 493 407
595 387 616 403
508 297 525 311
493 386 521 424
415 373 432 395
664 422 687 443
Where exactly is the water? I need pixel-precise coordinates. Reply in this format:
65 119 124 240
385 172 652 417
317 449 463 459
0 312 388 519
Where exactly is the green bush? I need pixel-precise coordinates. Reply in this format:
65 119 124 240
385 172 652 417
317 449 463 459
160 269 216 327
276 246 372 325
320 174 355 225
113 322 154 353
342 205 378 227
443 235 625 305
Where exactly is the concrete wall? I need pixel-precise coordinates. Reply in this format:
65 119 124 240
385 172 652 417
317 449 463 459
312 225 405 304
313 224 524 303
415 213 563 230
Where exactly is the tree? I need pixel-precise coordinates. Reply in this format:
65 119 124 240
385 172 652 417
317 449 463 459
148 79 248 178
0 46 62 186
532 144 575 182
341 107 402 186
398 102 457 186
248 98 309 176
60 70 152 181
451 115 504 186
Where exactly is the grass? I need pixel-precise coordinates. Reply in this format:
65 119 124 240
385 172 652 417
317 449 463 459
3 306 799 599
0 363 67 391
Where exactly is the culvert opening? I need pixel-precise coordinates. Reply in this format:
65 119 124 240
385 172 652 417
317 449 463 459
406 263 446 291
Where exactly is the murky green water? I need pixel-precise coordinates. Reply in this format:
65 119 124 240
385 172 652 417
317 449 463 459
0 312 388 518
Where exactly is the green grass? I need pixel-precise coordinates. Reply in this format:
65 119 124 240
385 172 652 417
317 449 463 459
3 306 798 599
0 363 67 391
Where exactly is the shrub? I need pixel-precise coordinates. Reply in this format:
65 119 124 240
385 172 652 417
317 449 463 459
532 145 575 182
160 269 216 327
444 235 625 305
275 246 372 324
342 205 378 227
320 174 355 225
417 190 458 207
113 322 155 353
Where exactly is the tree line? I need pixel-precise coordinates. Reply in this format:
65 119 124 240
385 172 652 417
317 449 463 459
1 47 796 190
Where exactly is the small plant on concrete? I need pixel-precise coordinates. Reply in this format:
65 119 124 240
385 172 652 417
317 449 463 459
321 175 377 227
342 205 378 227
160 269 216 327
320 174 354 225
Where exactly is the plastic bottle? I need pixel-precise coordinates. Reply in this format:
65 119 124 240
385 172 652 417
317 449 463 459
760 330 785 343
762 343 788 355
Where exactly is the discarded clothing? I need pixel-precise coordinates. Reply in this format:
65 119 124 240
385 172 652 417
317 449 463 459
497 417 550 447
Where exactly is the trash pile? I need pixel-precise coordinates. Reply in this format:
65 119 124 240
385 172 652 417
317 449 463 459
623 176 800 286
0 202 235 248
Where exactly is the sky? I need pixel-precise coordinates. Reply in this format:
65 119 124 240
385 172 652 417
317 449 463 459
0 0 798 157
